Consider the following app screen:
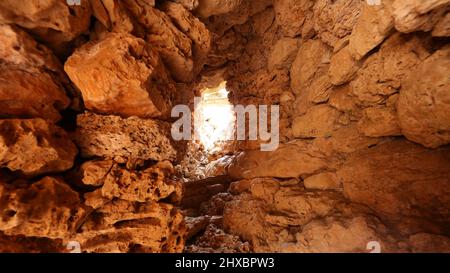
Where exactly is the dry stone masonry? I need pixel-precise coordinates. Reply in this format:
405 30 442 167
0 0 449 253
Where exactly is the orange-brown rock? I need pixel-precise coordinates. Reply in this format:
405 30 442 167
228 141 327 180
195 0 242 18
391 0 450 33
348 2 394 60
223 178 396 252
0 119 77 176
79 160 182 203
273 0 314 37
312 0 363 49
290 39 332 95
397 46 450 148
350 33 432 106
268 37 299 71
292 105 341 138
0 177 86 239
357 106 402 137
65 33 175 118
0 0 91 54
0 24 71 121
160 1 212 76
125 2 209 82
338 140 450 234
75 199 186 253
75 112 177 162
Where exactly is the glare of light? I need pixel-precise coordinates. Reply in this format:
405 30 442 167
197 86 235 151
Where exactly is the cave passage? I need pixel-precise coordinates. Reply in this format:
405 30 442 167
195 81 235 153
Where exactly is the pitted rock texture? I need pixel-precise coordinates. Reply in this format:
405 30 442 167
75 112 177 162
77 160 183 203
0 0 449 254
0 119 77 176
75 199 187 253
0 177 86 239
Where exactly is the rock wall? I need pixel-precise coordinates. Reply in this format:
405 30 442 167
217 0 450 253
0 0 214 253
0 0 449 253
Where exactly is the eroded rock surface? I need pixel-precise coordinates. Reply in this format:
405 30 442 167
75 112 177 162
0 119 77 176
65 33 175 119
0 0 449 254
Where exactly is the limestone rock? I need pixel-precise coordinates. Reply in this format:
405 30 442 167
406 233 450 253
303 172 340 191
0 24 71 121
312 0 363 48
203 0 272 36
0 177 86 239
223 178 391 252
125 2 195 82
65 33 175 118
0 67 70 122
90 0 136 35
397 46 450 148
76 159 115 187
160 2 212 76
0 119 77 176
339 140 450 234
75 199 186 253
292 105 341 138
268 38 299 71
228 141 327 179
75 158 179 206
291 39 332 94
350 33 432 106
100 161 182 203
391 0 450 33
329 46 360 85
357 106 402 137
348 2 394 60
291 215 389 253
0 0 91 53
195 0 243 18
432 12 450 36
185 223 250 253
75 112 177 162
173 0 199 11
273 0 314 37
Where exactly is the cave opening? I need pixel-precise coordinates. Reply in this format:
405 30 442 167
195 81 235 154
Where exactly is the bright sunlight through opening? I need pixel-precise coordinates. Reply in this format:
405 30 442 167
196 81 235 152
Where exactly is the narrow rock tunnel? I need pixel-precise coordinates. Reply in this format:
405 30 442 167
0 0 449 253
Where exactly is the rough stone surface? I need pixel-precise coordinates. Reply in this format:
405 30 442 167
303 172 340 191
0 0 449 254
65 33 175 118
348 2 394 60
75 199 187 253
0 119 77 176
75 112 177 162
357 106 402 137
0 177 86 239
0 0 92 54
397 46 450 148
338 140 450 234
99 161 182 203
228 141 327 180
292 105 341 138
268 38 299 71
0 24 71 121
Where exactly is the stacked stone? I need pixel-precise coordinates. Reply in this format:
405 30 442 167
0 0 213 253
